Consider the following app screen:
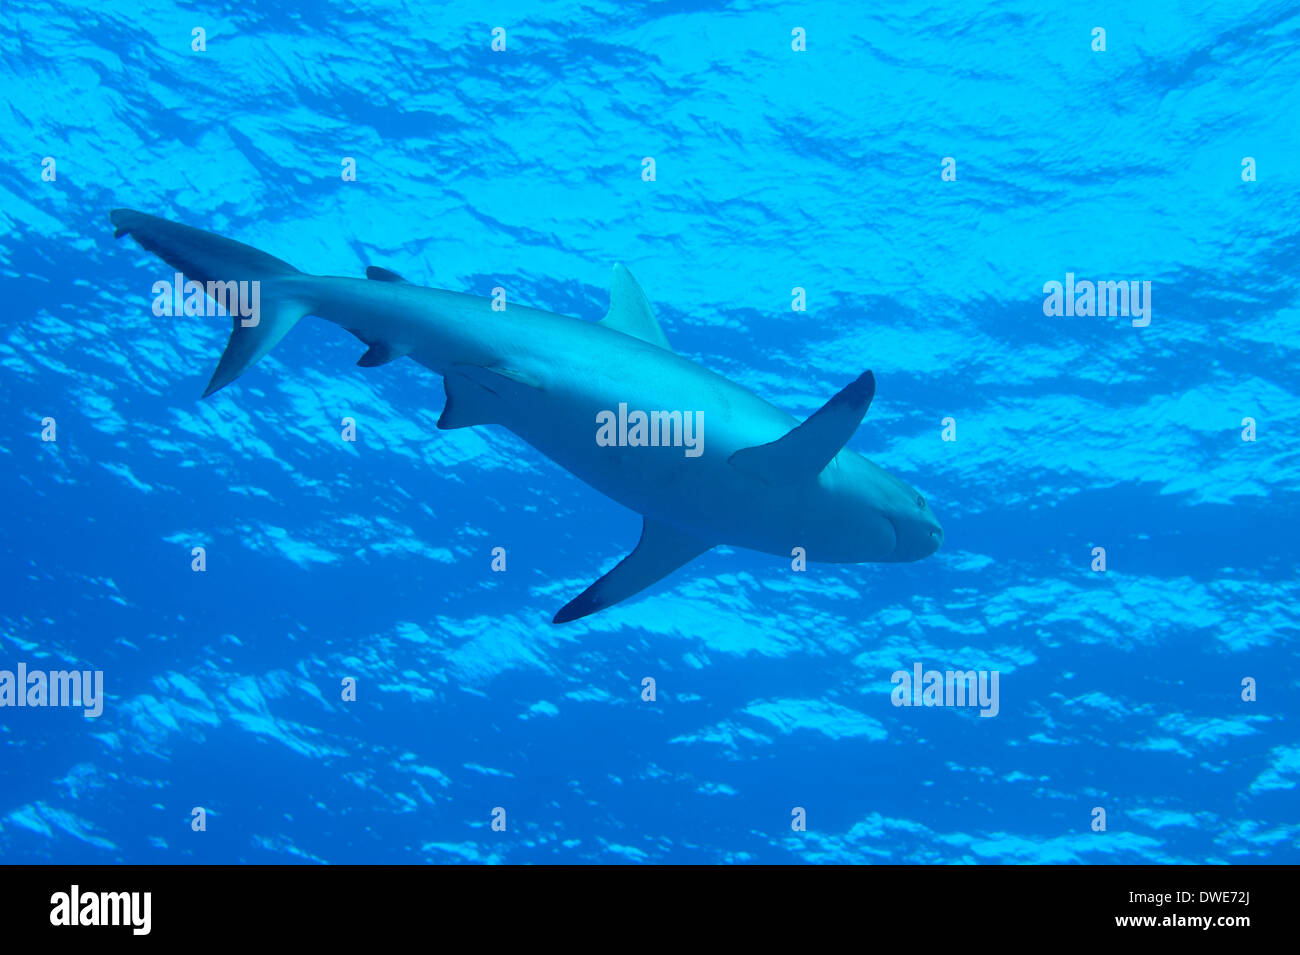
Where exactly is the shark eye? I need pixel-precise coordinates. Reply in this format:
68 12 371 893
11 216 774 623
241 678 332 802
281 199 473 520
916 495 926 510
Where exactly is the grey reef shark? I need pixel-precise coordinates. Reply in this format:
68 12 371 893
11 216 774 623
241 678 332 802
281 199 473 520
110 210 943 623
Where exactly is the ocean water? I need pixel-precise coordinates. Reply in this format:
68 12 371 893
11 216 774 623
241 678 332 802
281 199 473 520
1 0 1297 865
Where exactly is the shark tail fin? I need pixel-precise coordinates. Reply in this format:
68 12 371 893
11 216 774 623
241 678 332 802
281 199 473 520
110 209 311 397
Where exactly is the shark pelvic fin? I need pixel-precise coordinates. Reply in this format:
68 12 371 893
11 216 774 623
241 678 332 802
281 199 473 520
365 266 409 283
438 360 541 428
356 341 411 367
599 263 671 351
553 518 712 624
437 372 501 429
729 370 876 483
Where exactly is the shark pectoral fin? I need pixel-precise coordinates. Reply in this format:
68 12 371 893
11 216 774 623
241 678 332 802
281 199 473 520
552 519 712 624
365 266 409 283
729 370 876 483
598 263 671 351
437 372 500 429
356 341 411 367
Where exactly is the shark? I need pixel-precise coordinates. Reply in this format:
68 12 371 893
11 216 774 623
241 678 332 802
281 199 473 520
110 209 943 623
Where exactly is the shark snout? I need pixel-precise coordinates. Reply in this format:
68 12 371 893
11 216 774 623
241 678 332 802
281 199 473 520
887 520 941 560
919 502 944 557
884 490 943 561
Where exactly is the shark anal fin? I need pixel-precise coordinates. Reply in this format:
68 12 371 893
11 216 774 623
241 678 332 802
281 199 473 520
729 370 876 483
552 519 712 624
365 266 409 283
437 372 500 430
356 342 410 367
598 263 671 351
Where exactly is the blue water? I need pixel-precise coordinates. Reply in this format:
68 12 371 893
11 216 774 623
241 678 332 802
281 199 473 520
2 0 1297 864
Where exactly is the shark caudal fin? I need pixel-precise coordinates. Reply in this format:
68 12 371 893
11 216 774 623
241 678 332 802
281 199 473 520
110 209 311 397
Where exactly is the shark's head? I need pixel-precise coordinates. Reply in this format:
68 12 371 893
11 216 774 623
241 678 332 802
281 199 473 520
846 461 943 562
807 456 943 563
882 479 943 562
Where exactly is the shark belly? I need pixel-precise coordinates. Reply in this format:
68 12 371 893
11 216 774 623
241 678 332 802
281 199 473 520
287 278 900 566
438 329 860 557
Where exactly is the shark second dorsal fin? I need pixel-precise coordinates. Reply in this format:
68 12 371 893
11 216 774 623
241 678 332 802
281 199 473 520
598 264 670 351
366 266 409 283
553 518 711 623
729 370 876 483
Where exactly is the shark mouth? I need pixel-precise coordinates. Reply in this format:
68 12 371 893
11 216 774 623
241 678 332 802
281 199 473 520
885 516 901 558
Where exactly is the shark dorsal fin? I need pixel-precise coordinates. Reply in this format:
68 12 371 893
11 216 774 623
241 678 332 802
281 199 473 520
729 371 876 483
366 266 409 283
599 264 670 351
